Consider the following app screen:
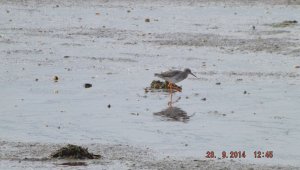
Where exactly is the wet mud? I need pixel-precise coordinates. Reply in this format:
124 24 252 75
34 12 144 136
1 0 300 169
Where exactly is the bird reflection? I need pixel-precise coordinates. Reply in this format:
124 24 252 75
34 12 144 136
153 107 194 123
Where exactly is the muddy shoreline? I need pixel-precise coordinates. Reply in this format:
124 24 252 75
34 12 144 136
1 140 298 170
1 0 300 169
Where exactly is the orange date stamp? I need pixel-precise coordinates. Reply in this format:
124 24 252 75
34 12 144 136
205 151 273 159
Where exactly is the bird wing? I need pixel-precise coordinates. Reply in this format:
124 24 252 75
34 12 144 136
158 70 181 78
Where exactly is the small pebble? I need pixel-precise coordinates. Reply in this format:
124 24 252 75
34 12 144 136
216 82 221 85
244 90 247 94
295 65 300 68
144 88 149 93
107 104 111 108
145 18 150 22
53 76 59 82
201 98 206 101
84 83 92 88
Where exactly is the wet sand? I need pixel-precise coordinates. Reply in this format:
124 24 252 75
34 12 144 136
1 140 299 170
1 0 300 169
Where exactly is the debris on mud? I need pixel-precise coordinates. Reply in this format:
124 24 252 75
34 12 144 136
84 83 92 88
208 110 226 117
131 112 139 116
270 20 298 27
144 88 149 93
145 18 150 22
58 162 87 166
144 80 182 92
53 76 59 82
51 144 101 159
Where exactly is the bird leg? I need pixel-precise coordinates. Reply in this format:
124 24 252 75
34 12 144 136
168 82 173 107
170 82 173 106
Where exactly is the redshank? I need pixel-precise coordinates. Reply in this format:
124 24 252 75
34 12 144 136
155 68 197 106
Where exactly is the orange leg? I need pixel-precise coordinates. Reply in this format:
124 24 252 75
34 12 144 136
168 82 173 107
170 82 173 102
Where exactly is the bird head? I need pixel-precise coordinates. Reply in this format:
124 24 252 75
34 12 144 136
184 68 197 77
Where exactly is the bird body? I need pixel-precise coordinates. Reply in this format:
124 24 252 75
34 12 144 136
154 68 196 83
154 68 196 106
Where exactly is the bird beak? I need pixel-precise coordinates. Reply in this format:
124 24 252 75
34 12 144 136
190 72 197 78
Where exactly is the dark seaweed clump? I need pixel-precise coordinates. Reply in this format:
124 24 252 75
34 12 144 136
150 80 182 91
51 144 101 159
271 20 298 27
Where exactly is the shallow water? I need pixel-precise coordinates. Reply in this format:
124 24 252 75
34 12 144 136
1 1 300 168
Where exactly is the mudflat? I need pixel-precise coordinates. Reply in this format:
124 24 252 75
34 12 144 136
1 0 300 169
